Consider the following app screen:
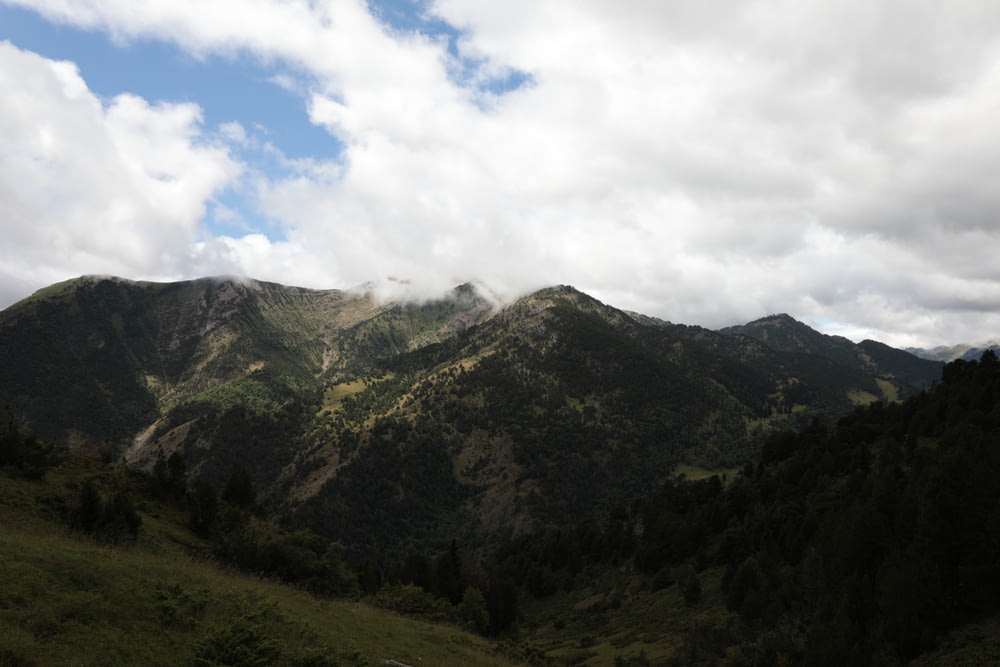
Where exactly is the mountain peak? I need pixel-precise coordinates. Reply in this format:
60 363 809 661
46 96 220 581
515 284 641 332
721 312 866 367
745 313 807 328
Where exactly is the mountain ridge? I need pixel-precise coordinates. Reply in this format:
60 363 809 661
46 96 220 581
2 323 995 667
0 275 944 556
906 341 1000 362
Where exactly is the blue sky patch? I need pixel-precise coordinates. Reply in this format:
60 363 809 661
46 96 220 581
0 3 341 240
366 0 534 98
0 3 339 162
0 1 530 240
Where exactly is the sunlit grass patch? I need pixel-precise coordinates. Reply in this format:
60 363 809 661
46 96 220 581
321 380 367 412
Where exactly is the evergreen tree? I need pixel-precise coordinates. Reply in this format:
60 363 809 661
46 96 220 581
98 488 142 543
0 413 56 479
166 451 187 493
222 464 256 509
458 586 489 634
188 479 219 535
72 479 102 533
486 572 518 635
70 479 141 543
152 450 169 492
434 540 465 605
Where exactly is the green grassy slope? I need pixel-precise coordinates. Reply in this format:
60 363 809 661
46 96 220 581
0 454 518 667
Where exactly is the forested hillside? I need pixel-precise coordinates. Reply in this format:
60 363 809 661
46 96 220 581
0 276 493 450
276 288 941 558
473 351 1000 664
0 277 943 562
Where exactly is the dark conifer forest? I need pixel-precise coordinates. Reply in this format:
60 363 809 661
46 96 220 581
477 351 1000 664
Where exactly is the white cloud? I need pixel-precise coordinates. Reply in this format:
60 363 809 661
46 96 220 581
218 121 248 145
4 1 1000 347
0 41 241 304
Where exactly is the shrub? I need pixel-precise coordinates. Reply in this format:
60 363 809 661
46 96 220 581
153 582 210 630
0 416 57 479
68 480 141 543
373 584 451 621
672 563 702 606
458 586 489 634
193 616 284 667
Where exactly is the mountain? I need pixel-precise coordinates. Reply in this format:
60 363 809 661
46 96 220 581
0 276 942 558
721 313 942 382
0 275 492 450
3 306 994 667
907 341 1000 362
721 313 861 363
485 349 1000 665
719 313 944 396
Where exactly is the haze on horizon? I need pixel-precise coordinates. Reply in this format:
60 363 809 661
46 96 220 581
2 0 1000 348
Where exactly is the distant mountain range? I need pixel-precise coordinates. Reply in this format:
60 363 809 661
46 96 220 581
905 342 1000 362
0 276 944 556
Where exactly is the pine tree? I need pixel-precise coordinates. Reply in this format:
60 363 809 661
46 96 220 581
222 464 256 509
188 479 219 535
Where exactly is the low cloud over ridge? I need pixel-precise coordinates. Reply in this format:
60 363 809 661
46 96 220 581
2 0 1000 347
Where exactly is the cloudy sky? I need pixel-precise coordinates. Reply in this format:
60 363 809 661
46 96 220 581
2 0 1000 347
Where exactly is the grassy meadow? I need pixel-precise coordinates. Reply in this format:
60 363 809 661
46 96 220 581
0 454 517 666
